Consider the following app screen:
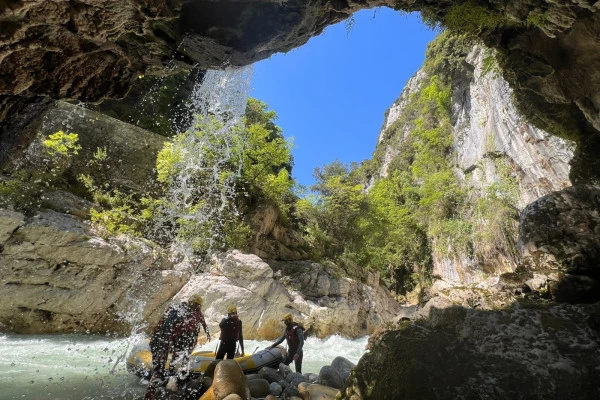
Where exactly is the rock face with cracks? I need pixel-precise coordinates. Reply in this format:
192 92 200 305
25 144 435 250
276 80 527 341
2 0 600 185
0 208 401 337
343 300 600 399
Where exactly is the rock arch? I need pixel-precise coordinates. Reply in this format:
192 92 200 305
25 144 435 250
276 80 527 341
1 0 600 179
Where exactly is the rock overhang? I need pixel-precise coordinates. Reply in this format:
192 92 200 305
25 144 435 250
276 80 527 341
1 0 600 181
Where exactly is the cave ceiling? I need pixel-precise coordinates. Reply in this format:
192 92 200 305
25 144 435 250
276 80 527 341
1 0 600 181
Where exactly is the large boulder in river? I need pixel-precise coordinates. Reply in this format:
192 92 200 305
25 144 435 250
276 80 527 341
177 250 403 338
0 209 185 334
343 299 600 399
517 184 600 303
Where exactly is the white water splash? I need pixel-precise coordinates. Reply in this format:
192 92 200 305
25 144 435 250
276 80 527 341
152 67 254 259
0 333 368 399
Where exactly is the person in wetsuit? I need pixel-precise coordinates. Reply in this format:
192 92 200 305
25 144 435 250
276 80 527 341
268 312 305 373
216 304 244 360
145 294 210 400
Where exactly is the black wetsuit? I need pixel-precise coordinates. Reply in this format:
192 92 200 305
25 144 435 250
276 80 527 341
216 316 243 359
272 322 304 373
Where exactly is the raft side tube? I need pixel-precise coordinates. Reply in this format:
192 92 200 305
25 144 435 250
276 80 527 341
126 340 286 377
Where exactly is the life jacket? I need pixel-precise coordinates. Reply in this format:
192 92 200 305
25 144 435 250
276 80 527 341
219 317 241 342
285 323 305 349
153 303 206 345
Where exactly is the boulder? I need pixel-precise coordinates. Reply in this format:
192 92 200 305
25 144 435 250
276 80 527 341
0 209 186 334
222 395 243 400
199 360 250 400
317 366 343 390
518 185 600 302
304 384 340 400
330 357 355 382
258 366 283 383
344 301 600 399
285 372 305 384
303 372 318 383
269 382 282 396
41 190 96 220
281 384 301 399
247 378 270 398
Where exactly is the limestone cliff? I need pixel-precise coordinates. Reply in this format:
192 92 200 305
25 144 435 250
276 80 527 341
342 37 600 400
371 41 573 287
0 209 400 338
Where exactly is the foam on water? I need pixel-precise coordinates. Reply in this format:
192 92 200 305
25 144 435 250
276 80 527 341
0 333 368 399
0 334 144 399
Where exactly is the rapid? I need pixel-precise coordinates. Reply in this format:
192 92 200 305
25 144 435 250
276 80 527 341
0 333 368 399
0 67 370 400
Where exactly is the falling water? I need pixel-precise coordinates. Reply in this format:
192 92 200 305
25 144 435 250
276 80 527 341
152 67 254 258
0 65 371 400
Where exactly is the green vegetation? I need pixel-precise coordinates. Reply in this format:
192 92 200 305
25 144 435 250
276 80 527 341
82 98 296 256
292 32 520 298
0 131 81 211
42 131 82 161
480 48 501 79
295 72 459 294
526 11 549 29
443 1 504 34
0 32 523 300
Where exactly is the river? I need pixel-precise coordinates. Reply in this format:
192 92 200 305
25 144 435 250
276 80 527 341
0 333 368 399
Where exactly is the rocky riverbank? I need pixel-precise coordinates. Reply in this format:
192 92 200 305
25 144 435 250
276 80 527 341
150 356 354 400
0 207 402 339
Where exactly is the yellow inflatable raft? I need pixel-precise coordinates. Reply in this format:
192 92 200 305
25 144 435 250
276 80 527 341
126 340 286 377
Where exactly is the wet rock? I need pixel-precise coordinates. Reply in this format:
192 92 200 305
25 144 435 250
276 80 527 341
302 372 318 383
518 185 600 302
330 357 355 382
247 378 270 398
344 302 600 399
317 366 343 390
304 384 340 400
222 394 243 400
285 372 305 384
281 384 300 399
41 191 96 220
269 382 282 396
0 209 186 334
278 363 293 378
258 366 283 383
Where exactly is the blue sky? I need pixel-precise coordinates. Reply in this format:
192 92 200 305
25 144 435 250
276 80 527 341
250 8 438 188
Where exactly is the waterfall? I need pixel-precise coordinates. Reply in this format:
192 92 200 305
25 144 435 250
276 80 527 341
151 66 254 259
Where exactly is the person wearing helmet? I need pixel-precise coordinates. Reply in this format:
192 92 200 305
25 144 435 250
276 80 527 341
268 313 305 373
216 304 244 360
145 294 210 400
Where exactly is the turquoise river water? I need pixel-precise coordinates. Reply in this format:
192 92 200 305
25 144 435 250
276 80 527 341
0 333 368 399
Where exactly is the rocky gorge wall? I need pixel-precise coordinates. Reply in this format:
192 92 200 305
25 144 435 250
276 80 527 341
0 99 397 337
373 42 574 287
0 207 401 338
2 0 600 188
